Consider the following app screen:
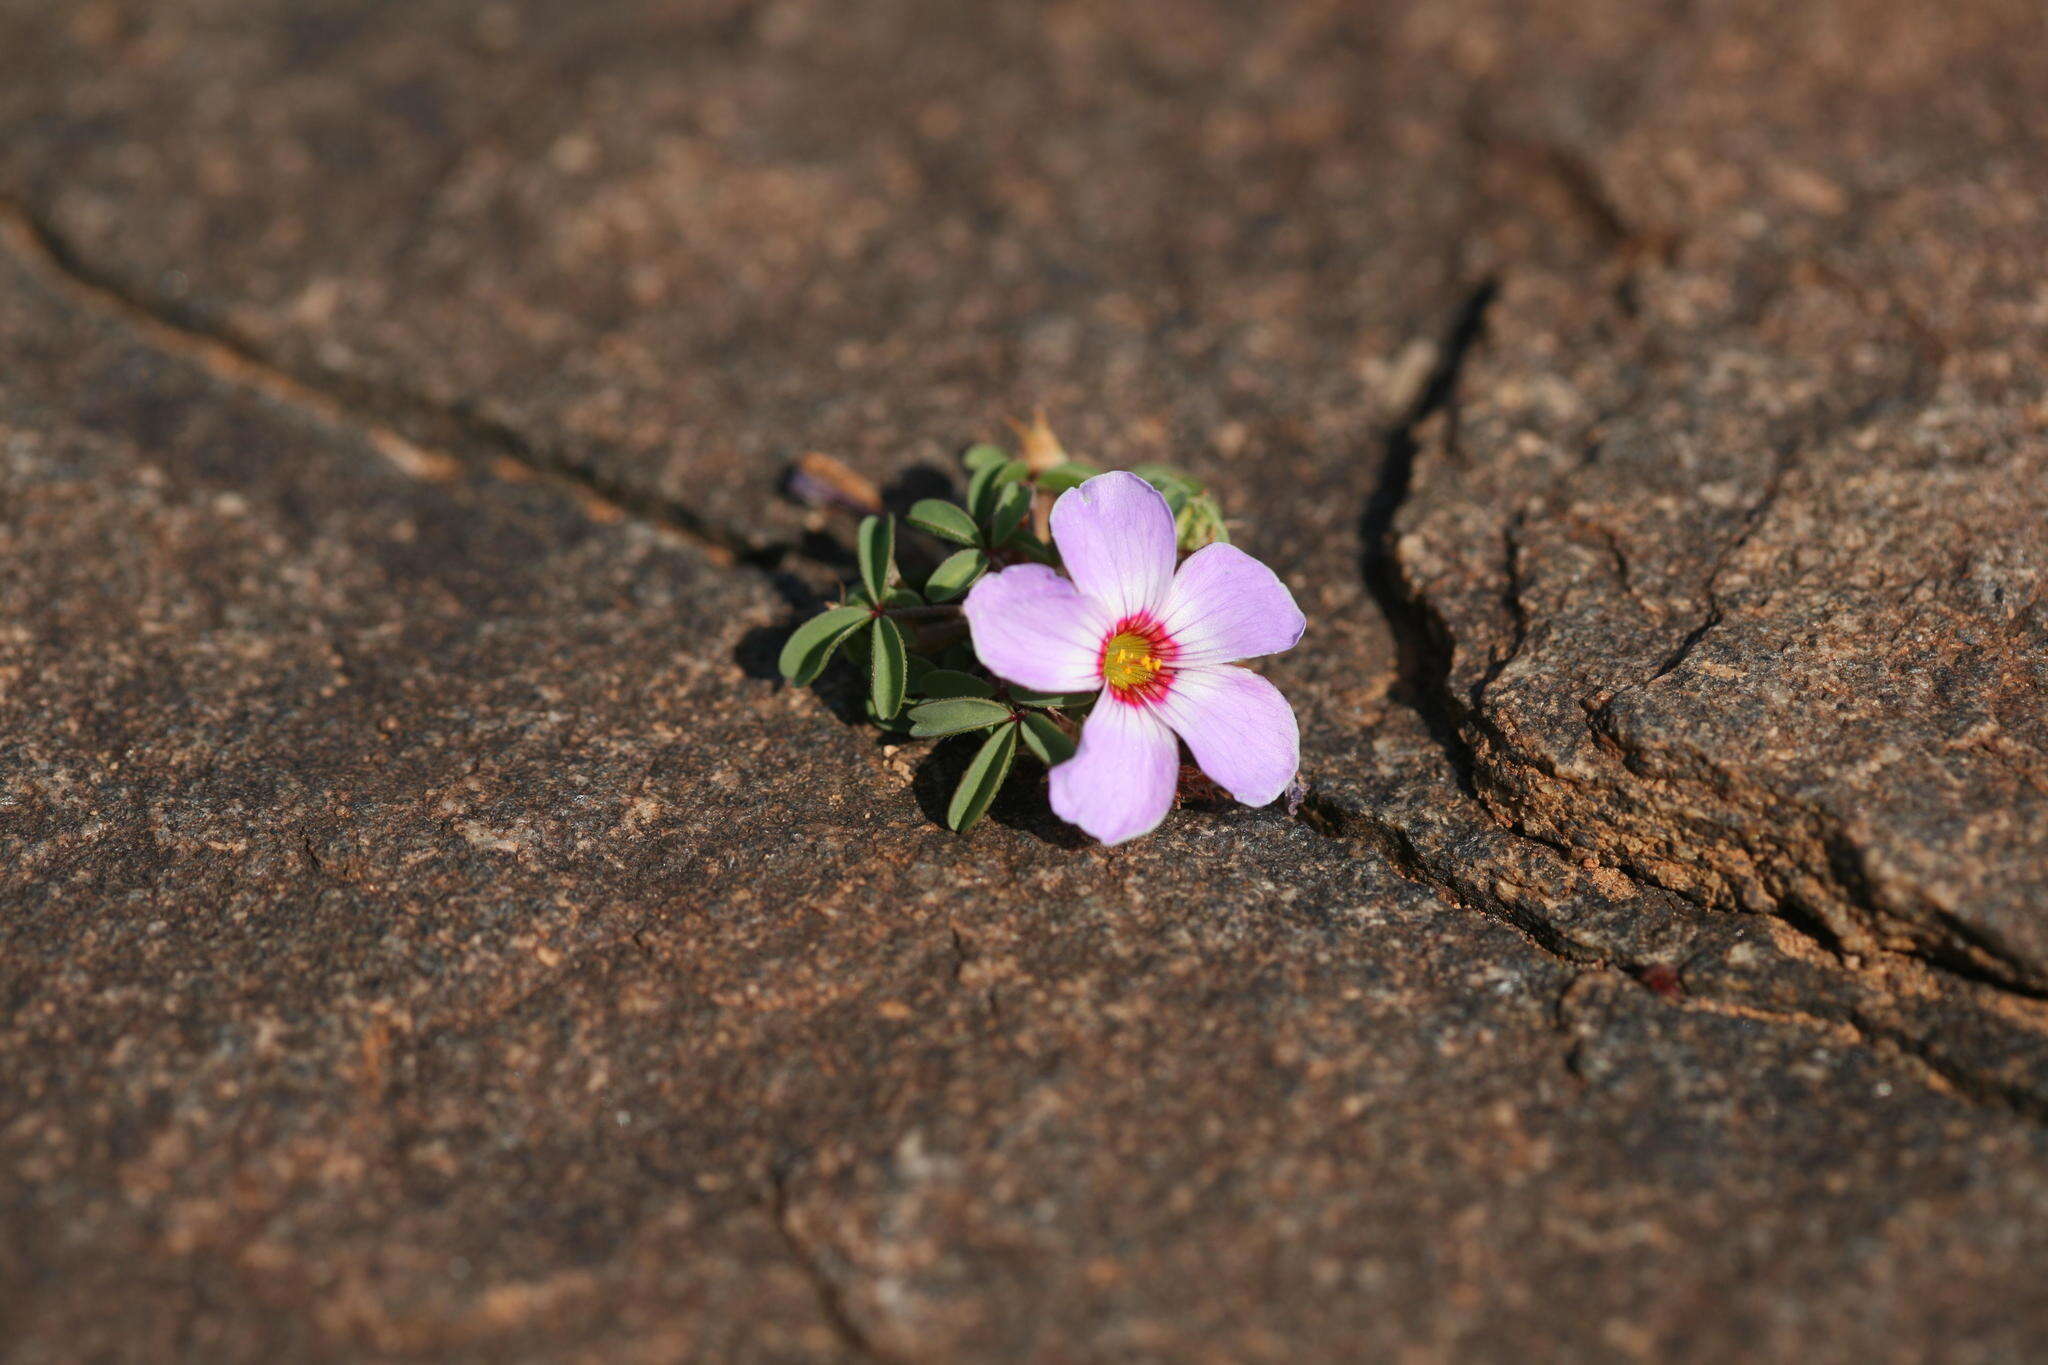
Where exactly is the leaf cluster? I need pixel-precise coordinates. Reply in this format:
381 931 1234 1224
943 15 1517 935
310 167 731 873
776 437 1219 831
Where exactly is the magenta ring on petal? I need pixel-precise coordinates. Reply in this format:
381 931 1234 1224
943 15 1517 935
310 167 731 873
779 427 1305 841
965 470 1305 845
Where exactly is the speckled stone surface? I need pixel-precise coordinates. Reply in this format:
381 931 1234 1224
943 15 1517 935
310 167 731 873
1375 0 2048 989
4 1 2048 1360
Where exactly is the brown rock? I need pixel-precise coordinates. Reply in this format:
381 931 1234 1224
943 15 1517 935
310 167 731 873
1379 0 2048 984
4 1 2048 1359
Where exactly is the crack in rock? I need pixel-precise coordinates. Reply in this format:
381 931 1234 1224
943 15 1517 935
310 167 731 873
0 195 781 571
768 1167 893 1364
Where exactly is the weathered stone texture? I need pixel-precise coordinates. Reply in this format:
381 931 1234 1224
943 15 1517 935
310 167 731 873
1383 0 2048 983
4 0 2048 1359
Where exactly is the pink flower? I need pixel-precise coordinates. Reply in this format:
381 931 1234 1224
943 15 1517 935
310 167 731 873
963 471 1305 844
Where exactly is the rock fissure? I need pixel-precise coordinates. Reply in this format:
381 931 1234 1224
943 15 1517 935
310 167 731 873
1359 277 1502 799
1302 784 2048 1126
0 196 780 572
10 2 2048 1354
1297 793 1611 972
768 1167 893 1364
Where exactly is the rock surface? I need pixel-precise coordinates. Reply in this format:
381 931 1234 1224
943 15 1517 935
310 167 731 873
3 0 2047 1359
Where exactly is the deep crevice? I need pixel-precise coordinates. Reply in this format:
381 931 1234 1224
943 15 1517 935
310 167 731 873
1359 276 1500 796
1351 256 2048 1008
1301 786 2048 1128
1335 275 2048 1123
19 182 2048 1130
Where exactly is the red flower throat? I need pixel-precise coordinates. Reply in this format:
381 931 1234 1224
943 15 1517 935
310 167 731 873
1098 613 1177 703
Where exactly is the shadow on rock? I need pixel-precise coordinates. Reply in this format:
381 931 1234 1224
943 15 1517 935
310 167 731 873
732 621 790 681
742 451 1079 837
881 462 957 514
911 738 1089 849
731 622 876 732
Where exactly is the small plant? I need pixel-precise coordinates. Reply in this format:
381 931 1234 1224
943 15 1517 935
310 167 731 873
779 429 1300 843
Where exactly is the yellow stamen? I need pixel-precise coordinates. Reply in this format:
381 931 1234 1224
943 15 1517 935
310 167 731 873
1101 631 1163 691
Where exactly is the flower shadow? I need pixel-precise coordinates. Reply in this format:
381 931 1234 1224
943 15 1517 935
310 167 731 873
732 458 964 686
910 738 1088 849
732 620 881 732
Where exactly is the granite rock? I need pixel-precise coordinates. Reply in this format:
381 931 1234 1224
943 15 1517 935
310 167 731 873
4 1 2048 1359
1379 0 2048 985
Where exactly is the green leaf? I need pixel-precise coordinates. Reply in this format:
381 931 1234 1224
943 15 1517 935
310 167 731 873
987 482 1032 546
1132 462 1204 494
778 605 871 685
1036 462 1102 496
918 669 995 700
1128 463 1230 549
962 442 1009 473
908 696 1012 738
924 547 989 602
1006 529 1057 565
883 586 924 608
1174 495 1231 550
904 652 933 689
841 622 871 667
869 616 908 719
857 515 894 601
948 722 1019 832
1133 463 1203 518
1017 711 1077 766
1007 685 1098 709
966 460 1005 523
866 698 914 733
907 499 980 546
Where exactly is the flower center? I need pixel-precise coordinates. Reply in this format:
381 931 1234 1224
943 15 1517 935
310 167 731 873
1098 615 1177 702
1101 632 1161 689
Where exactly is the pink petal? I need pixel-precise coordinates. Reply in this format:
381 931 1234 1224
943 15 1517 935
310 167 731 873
1048 696 1180 845
1154 666 1299 808
962 563 1110 693
1158 543 1306 666
1049 472 1177 619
